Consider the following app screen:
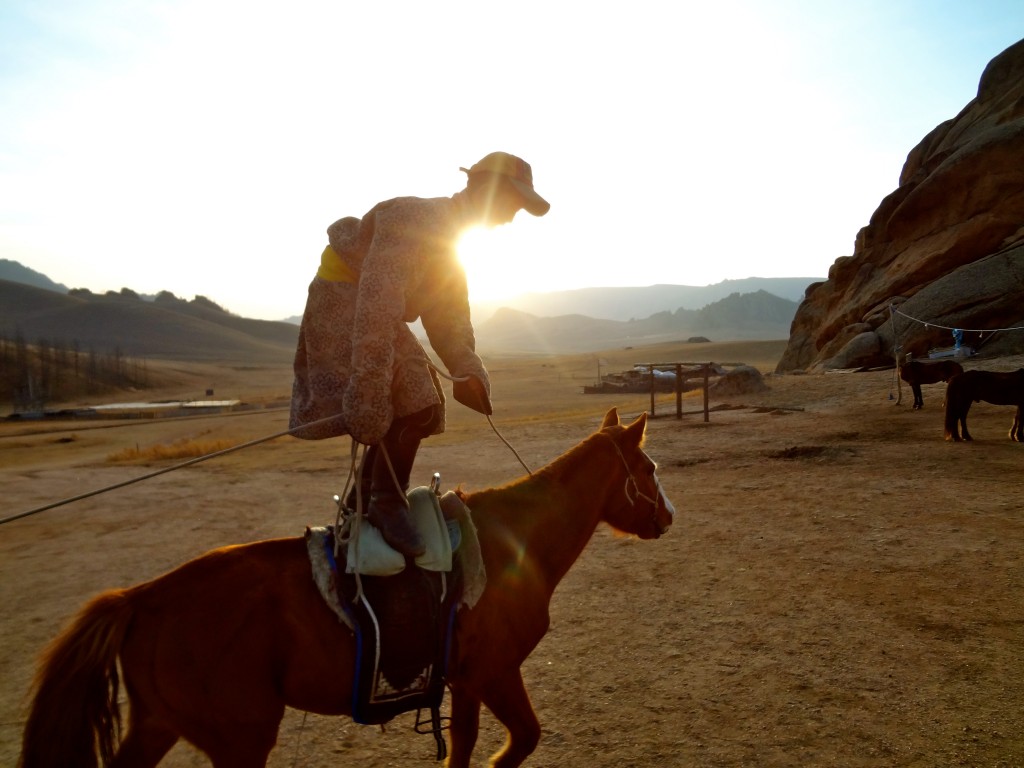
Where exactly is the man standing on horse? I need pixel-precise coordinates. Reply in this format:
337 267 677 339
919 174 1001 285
290 152 550 557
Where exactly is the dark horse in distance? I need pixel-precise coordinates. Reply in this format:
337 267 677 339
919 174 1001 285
900 359 963 409
19 408 675 768
943 368 1024 441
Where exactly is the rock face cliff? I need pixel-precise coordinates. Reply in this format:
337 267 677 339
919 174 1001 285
777 38 1024 372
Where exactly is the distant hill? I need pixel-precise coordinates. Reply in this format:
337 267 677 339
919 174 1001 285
1 260 808 358
475 290 798 353
0 259 68 294
471 277 821 322
0 280 297 362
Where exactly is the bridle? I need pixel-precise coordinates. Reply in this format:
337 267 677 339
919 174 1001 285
603 434 674 530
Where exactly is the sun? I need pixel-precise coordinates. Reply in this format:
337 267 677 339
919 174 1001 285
457 226 531 302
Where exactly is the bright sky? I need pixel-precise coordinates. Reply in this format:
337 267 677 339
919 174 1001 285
1 2 1022 320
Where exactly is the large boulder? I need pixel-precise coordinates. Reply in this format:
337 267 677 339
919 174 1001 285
709 365 768 395
778 38 1024 371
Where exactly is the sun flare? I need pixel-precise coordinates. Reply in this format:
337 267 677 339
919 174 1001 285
457 227 529 303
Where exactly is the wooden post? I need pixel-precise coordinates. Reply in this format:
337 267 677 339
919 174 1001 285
890 302 903 405
702 363 710 422
649 364 656 417
675 363 683 419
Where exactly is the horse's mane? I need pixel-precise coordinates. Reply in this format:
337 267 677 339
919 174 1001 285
457 426 635 507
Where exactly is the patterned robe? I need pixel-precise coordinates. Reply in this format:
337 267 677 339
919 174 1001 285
290 193 490 444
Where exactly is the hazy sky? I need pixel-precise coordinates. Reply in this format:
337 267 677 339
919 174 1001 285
1 2 1021 320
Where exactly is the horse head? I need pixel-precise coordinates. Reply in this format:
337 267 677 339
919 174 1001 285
597 408 676 539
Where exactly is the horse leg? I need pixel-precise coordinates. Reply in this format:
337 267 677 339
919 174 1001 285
108 731 176 768
200 722 279 768
960 422 972 440
1011 406 1023 441
960 412 972 441
446 685 483 768
108 704 178 768
946 397 971 441
480 670 541 768
912 383 923 409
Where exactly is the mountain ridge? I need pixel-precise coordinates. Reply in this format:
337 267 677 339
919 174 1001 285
0 259 69 294
470 277 820 322
0 262 814 358
475 289 799 353
0 279 298 362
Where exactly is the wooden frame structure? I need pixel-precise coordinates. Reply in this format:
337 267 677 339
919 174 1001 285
640 361 714 422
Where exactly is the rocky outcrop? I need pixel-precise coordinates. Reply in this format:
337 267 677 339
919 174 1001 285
778 38 1024 372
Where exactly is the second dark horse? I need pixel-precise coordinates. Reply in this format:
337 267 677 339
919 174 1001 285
900 359 964 409
943 368 1024 441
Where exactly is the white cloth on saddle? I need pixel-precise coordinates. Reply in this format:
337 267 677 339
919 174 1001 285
305 488 486 631
346 486 451 576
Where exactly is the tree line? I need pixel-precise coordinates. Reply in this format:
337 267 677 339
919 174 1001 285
0 330 149 412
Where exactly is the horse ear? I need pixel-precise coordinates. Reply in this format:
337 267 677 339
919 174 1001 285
601 408 620 429
622 412 648 447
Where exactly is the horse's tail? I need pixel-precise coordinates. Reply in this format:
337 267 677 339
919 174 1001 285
19 589 134 768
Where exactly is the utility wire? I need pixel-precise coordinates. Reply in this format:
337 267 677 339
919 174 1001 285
891 306 1024 333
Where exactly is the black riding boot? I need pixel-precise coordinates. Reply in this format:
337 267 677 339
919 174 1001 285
366 422 426 558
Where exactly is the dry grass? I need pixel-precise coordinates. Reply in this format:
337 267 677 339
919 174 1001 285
106 437 237 463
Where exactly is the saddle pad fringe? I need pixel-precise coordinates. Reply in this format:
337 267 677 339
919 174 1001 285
305 527 354 630
437 491 485 609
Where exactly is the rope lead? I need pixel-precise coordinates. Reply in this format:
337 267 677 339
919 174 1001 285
0 413 345 526
2 371 533 526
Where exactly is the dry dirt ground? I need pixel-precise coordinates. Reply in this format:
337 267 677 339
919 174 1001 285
1 342 1022 767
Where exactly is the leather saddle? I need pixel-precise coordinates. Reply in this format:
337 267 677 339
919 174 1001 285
309 486 465 759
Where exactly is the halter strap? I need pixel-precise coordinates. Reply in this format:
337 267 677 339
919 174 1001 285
603 434 662 509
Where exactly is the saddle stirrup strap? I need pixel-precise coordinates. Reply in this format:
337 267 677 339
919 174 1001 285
377 443 407 502
414 706 448 760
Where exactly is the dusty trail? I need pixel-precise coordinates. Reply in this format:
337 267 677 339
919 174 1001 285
2 348 1022 766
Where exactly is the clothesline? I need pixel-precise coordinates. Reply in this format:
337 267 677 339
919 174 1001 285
891 305 1024 334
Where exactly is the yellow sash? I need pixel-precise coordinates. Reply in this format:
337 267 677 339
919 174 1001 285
316 244 358 283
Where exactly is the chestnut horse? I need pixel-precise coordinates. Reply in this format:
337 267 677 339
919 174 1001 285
19 408 675 768
899 359 963 409
943 368 1024 441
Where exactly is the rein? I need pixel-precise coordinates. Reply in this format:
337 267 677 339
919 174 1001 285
425 362 533 475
